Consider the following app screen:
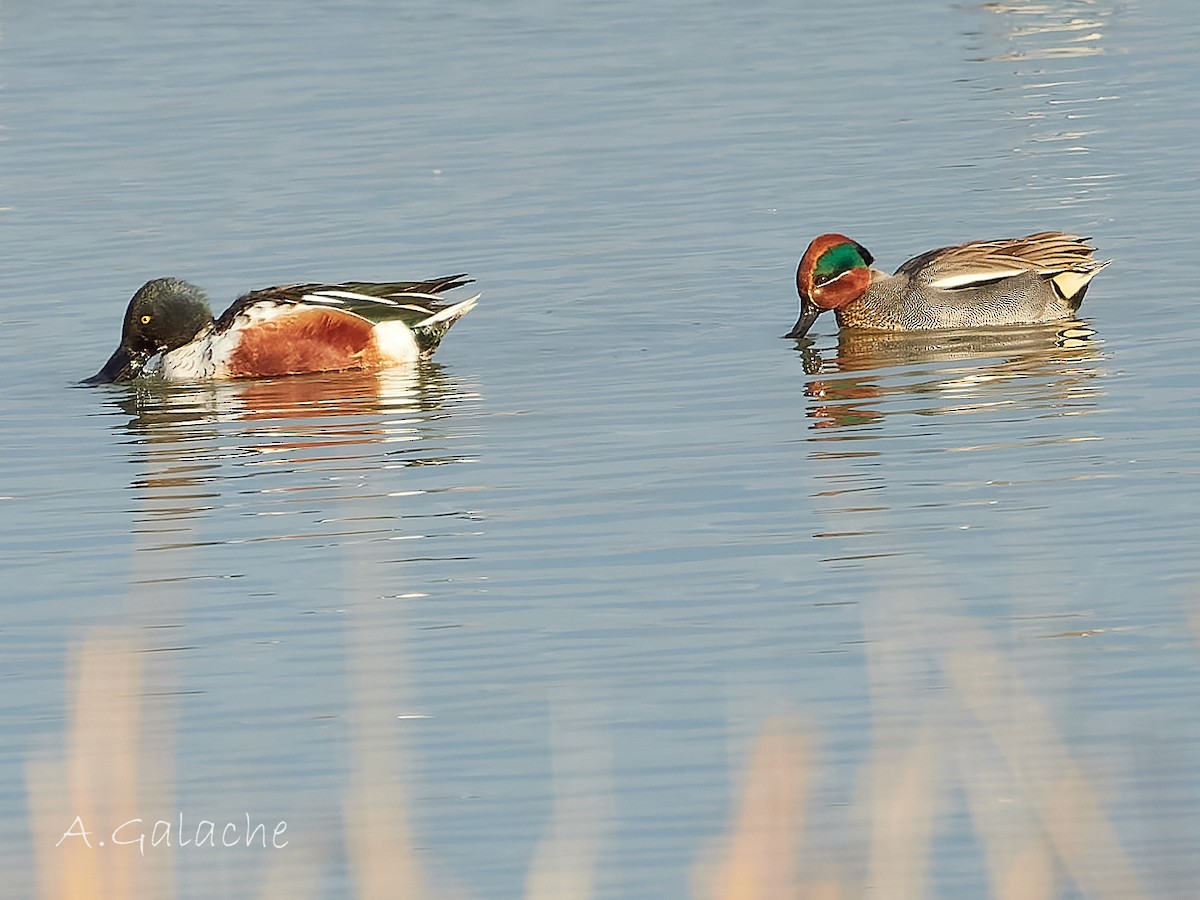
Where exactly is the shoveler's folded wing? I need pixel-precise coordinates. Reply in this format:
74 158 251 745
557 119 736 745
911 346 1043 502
215 275 474 329
215 274 478 356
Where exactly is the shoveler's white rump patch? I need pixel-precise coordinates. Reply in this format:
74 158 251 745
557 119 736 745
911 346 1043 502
371 319 420 364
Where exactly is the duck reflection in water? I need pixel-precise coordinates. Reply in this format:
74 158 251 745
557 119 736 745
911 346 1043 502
794 321 1101 430
106 363 479 486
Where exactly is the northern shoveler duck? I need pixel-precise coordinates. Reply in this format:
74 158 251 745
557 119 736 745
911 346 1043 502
86 274 478 383
787 232 1110 338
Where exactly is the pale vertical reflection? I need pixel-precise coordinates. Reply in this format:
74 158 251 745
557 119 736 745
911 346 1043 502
26 388 201 899
695 559 1153 898
954 688 1057 900
338 500 465 900
864 730 936 899
341 605 443 900
945 630 1145 899
29 615 1158 898
696 718 812 900
859 582 940 900
524 694 613 900
26 631 174 900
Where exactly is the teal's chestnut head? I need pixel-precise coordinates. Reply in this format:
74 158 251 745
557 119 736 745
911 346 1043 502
787 234 874 338
86 278 214 383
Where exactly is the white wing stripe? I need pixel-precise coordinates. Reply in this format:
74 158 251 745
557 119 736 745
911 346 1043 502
301 289 462 306
931 269 1029 289
381 291 452 302
303 290 403 306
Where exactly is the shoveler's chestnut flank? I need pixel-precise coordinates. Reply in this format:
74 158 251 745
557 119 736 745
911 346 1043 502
788 232 1110 338
86 275 478 383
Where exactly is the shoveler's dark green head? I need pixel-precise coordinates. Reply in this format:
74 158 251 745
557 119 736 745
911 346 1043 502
85 278 215 383
788 234 875 339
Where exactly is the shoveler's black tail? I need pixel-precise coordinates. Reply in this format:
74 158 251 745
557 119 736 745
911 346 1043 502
423 273 473 294
329 276 479 354
340 274 474 297
411 292 479 355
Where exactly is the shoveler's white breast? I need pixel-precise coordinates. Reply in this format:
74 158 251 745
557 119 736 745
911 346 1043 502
157 301 420 381
157 324 223 380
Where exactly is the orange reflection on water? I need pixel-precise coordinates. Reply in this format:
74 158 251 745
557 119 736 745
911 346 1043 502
27 632 174 900
797 323 1101 432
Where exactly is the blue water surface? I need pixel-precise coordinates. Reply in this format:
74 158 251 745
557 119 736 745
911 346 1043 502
2 0 1199 897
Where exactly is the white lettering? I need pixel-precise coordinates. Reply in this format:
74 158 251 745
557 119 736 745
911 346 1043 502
56 812 289 851
111 819 145 856
195 820 216 847
55 816 93 849
245 814 266 848
151 820 172 849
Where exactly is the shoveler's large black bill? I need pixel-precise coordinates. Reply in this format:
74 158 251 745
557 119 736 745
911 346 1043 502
785 296 824 339
84 346 142 384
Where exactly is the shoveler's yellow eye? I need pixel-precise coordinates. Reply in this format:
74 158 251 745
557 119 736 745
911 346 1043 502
140 314 152 325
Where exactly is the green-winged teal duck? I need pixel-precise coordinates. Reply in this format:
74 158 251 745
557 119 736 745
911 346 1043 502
788 232 1109 338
